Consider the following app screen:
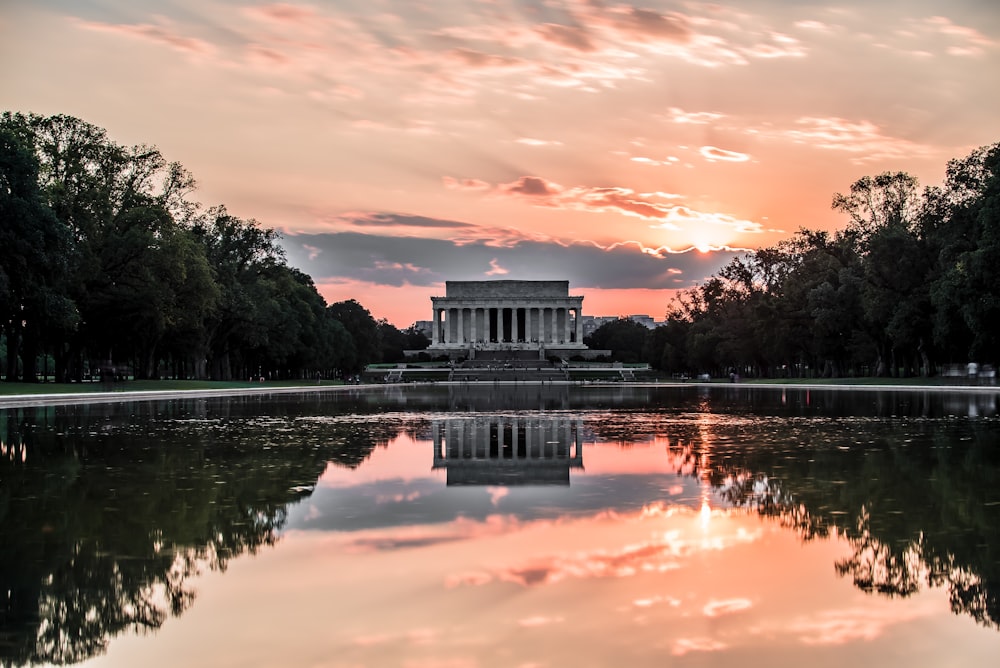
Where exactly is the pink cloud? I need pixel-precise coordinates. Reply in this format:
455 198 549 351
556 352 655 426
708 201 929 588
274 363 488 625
672 637 727 656
465 176 762 235
485 259 509 276
762 117 937 163
785 606 930 645
442 176 491 191
535 23 596 52
609 7 693 43
700 146 751 162
76 19 214 55
703 598 753 617
498 176 562 197
446 47 528 69
517 615 565 627
668 107 725 124
244 3 319 24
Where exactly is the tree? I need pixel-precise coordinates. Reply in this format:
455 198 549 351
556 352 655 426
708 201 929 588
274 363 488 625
0 121 76 381
329 299 380 370
584 318 649 363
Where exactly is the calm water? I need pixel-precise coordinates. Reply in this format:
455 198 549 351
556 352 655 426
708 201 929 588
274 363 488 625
2 385 1000 667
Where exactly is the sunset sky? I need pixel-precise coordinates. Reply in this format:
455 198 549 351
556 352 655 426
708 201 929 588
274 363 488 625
3 1 999 327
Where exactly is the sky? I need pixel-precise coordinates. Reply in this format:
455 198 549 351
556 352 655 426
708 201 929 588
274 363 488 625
3 1 1000 327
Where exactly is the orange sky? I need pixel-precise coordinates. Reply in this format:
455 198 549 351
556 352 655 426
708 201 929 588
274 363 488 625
3 1 999 326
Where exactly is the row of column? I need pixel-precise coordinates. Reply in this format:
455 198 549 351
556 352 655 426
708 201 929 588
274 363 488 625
432 417 583 461
432 305 582 345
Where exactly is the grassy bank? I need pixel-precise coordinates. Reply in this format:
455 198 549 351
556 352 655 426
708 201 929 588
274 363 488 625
0 379 344 395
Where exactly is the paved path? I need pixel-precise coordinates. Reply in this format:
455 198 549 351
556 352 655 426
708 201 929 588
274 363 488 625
1 380 997 409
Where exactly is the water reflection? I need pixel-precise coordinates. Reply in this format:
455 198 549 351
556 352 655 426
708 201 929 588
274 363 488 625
1 386 999 666
432 416 583 486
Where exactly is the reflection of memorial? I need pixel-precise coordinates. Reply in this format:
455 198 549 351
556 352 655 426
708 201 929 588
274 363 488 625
432 416 584 486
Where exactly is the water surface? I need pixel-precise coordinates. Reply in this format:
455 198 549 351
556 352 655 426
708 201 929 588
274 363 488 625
2 385 999 667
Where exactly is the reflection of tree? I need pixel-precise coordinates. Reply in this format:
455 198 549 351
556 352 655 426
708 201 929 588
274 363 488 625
653 395 1000 630
0 396 413 667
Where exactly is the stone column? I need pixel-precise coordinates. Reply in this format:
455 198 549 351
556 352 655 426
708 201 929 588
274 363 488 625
471 307 477 344
549 307 557 343
458 306 466 344
432 308 440 344
563 306 571 343
525 307 533 343
498 305 505 343
443 308 450 344
512 307 520 343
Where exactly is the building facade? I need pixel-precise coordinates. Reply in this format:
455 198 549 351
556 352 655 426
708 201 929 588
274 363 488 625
431 415 584 486
424 280 597 360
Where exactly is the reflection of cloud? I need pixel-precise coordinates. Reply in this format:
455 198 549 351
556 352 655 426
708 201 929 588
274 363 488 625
515 137 564 147
486 486 509 505
517 615 565 627
448 509 761 589
703 598 752 617
347 515 521 553
755 606 930 645
672 637 727 656
631 595 681 609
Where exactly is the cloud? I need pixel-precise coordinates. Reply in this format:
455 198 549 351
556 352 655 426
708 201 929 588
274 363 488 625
535 23 596 52
610 7 693 43
517 615 565 627
700 146 751 162
333 212 478 230
757 117 937 163
75 18 215 56
780 606 931 645
447 517 762 589
498 176 561 197
671 637 727 656
668 107 725 124
281 229 742 291
485 259 509 276
243 3 319 25
702 598 753 617
442 177 491 191
485 176 760 234
919 15 996 56
514 137 564 147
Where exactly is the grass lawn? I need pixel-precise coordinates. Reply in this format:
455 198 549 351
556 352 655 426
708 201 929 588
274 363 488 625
0 379 345 395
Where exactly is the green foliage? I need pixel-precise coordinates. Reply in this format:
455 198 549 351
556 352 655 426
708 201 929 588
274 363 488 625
0 111 383 383
584 318 649 363
659 143 1000 378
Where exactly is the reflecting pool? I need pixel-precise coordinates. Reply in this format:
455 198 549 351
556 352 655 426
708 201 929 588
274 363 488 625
2 384 1000 667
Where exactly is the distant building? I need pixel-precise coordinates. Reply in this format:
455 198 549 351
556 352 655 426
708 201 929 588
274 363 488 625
580 314 663 338
414 280 607 360
412 320 433 339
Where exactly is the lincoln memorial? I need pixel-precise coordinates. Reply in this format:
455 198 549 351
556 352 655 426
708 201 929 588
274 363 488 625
425 280 599 360
431 415 584 486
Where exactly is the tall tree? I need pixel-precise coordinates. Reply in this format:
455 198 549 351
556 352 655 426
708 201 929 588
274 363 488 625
0 121 76 381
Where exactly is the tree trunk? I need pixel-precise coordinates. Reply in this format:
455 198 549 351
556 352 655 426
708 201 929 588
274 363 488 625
4 326 20 381
20 330 38 383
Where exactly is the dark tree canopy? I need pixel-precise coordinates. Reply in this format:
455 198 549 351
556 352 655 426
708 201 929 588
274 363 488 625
642 142 1000 379
0 112 394 382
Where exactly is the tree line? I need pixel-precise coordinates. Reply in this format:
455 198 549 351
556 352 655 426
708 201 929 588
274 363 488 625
0 112 427 382
587 141 1000 378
